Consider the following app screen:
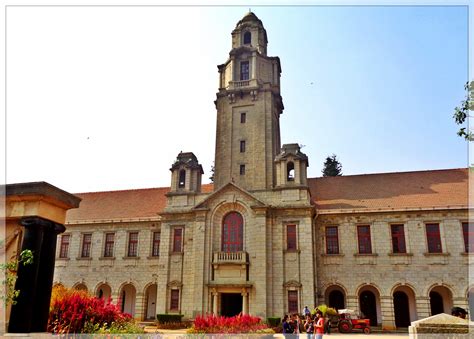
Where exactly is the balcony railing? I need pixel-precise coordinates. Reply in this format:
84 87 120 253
226 79 258 90
213 251 248 264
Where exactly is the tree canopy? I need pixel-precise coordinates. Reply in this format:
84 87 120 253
453 81 473 141
322 154 343 177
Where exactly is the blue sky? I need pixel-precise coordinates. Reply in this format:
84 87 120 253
5 6 469 192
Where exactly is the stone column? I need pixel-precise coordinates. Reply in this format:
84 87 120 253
346 295 359 312
212 289 218 315
30 219 65 332
380 295 396 330
416 296 431 319
241 289 248 315
135 292 145 321
8 217 46 333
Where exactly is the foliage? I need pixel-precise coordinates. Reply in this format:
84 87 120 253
312 304 338 316
322 154 343 177
156 313 184 323
453 81 474 141
1 249 34 305
209 161 215 182
155 321 191 329
187 314 272 334
266 317 281 327
48 285 138 334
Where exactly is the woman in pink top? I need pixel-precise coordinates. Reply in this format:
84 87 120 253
314 310 324 339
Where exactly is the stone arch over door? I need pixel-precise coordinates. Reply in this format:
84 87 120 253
118 283 137 316
324 284 346 310
143 283 157 320
357 284 382 326
95 282 112 301
428 285 453 316
391 284 417 327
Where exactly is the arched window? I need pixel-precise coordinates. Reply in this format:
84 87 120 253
243 31 251 45
178 169 186 188
287 162 295 181
222 212 243 252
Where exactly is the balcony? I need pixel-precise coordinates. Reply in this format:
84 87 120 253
226 79 258 91
213 251 248 265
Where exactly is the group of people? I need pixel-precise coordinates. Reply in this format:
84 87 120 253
282 306 329 339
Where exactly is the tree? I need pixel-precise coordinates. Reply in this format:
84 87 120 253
453 81 473 141
322 154 342 177
209 162 215 182
1 249 33 306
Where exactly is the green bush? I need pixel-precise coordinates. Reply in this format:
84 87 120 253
266 317 281 327
156 314 184 323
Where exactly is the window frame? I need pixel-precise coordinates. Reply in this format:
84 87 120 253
287 290 298 314
325 226 339 255
240 140 246 153
463 222 474 253
80 233 92 258
357 225 372 254
390 224 407 254
240 61 250 81
286 224 297 251
152 231 161 257
425 223 442 253
243 31 251 45
127 231 139 257
172 227 184 253
240 164 246 175
59 234 70 259
178 169 186 188
240 112 246 123
170 289 180 311
222 212 244 252
103 232 115 258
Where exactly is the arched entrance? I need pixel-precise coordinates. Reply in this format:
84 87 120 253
393 291 410 327
359 289 379 326
119 283 136 316
73 283 88 292
325 286 346 310
429 285 453 316
144 284 157 320
96 283 112 301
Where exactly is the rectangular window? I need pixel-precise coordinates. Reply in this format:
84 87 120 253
152 232 161 257
240 61 249 80
127 232 138 257
463 222 474 253
240 112 246 123
240 140 246 153
170 290 180 311
286 225 297 250
240 164 245 175
81 233 92 258
59 234 70 258
357 225 372 254
288 290 298 314
391 224 406 254
173 228 183 252
325 226 339 254
426 223 442 253
104 233 115 257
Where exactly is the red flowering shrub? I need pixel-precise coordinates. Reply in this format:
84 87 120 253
47 286 132 333
188 314 273 333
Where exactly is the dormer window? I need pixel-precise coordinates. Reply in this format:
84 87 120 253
287 162 295 181
178 169 186 188
243 31 251 45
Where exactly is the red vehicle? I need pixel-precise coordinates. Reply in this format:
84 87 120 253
336 309 371 334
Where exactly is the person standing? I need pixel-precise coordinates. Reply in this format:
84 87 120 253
304 314 314 339
303 305 311 317
282 315 293 337
314 310 324 339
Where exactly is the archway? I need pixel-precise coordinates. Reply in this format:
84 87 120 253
119 283 136 316
393 291 410 327
144 284 157 320
96 283 112 301
429 285 453 315
73 283 88 292
325 285 346 310
358 285 381 326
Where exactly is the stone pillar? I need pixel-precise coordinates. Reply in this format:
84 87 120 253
416 296 431 319
135 292 145 321
242 289 248 315
346 295 359 312
380 295 396 330
212 289 218 315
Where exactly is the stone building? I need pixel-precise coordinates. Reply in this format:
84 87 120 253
53 12 471 329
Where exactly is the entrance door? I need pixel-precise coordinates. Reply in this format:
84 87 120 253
393 291 410 327
360 291 377 326
221 293 242 317
328 290 345 310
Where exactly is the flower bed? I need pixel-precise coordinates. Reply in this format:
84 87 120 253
188 314 274 334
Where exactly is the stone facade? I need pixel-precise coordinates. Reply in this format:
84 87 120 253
53 12 471 329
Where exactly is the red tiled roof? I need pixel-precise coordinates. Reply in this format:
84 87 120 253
66 184 214 222
66 168 468 222
308 168 468 213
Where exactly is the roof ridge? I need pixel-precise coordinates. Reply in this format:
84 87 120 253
74 183 214 195
308 167 467 180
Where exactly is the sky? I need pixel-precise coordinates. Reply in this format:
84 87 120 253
4 4 469 193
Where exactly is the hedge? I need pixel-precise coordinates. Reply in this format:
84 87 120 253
156 314 184 323
266 317 281 327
